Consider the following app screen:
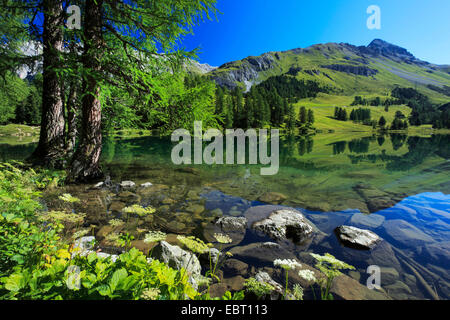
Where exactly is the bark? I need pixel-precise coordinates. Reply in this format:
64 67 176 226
65 79 78 155
28 0 65 167
67 0 104 182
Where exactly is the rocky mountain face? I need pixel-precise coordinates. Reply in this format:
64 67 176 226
210 53 276 91
206 39 450 93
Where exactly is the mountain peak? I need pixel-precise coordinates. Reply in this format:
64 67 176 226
367 39 415 59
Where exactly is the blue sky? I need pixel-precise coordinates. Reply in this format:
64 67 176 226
182 0 450 66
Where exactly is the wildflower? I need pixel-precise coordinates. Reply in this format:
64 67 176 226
59 193 80 203
298 269 317 283
213 233 232 244
123 204 155 216
273 258 302 270
177 235 209 254
71 228 90 239
140 288 160 300
292 284 304 300
108 219 125 228
105 232 121 246
143 231 167 244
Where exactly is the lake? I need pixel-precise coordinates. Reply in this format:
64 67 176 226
1 132 449 300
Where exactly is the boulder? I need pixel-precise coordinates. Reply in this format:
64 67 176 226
140 182 153 188
152 241 201 278
216 216 247 232
349 213 385 228
222 259 249 277
383 219 435 247
252 209 314 243
120 181 136 188
334 225 382 250
257 192 287 204
380 267 399 286
229 242 295 267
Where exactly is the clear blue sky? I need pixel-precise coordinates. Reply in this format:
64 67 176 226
182 0 450 66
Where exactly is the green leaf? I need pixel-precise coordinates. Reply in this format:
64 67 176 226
109 268 128 291
4 273 26 292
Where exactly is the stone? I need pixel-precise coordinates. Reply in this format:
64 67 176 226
92 182 104 189
349 213 385 228
116 191 140 203
380 267 399 286
209 208 223 217
152 241 201 278
73 236 95 254
229 242 295 267
222 259 249 277
383 219 435 246
334 225 382 250
254 271 284 296
120 181 136 188
348 271 361 282
109 201 126 212
385 281 412 298
140 182 153 188
185 204 205 215
258 192 287 204
253 209 314 243
331 274 391 300
224 276 246 291
208 283 228 298
216 216 247 232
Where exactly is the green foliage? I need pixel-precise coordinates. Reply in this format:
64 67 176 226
310 253 355 300
0 73 29 124
244 277 274 299
0 163 244 300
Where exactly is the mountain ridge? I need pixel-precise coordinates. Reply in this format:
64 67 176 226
204 39 450 102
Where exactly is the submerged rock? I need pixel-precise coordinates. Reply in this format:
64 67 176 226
383 219 435 246
335 225 382 250
222 259 249 277
252 209 314 242
257 192 287 204
349 213 385 228
229 242 295 267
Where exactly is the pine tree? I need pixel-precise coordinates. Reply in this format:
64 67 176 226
307 109 315 124
299 106 307 124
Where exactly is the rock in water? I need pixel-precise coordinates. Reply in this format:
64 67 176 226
120 180 136 188
252 209 314 242
335 225 381 250
152 241 201 278
215 216 247 232
257 192 287 204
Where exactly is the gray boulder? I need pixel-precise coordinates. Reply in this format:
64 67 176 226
120 180 136 188
335 225 381 250
152 241 201 277
252 209 314 242
216 216 247 232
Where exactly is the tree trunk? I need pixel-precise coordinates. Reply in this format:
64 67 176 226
67 0 104 182
28 0 65 167
65 79 78 155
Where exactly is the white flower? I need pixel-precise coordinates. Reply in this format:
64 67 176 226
273 258 302 270
298 269 317 283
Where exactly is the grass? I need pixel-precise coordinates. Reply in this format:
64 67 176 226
293 98 413 132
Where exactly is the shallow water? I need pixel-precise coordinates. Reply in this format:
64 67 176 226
1 132 449 299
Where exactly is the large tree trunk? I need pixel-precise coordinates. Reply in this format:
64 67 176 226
28 0 65 167
65 79 78 155
67 0 104 182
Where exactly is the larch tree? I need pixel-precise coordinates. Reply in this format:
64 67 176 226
67 0 218 182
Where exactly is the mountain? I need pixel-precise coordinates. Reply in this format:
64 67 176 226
206 39 450 103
